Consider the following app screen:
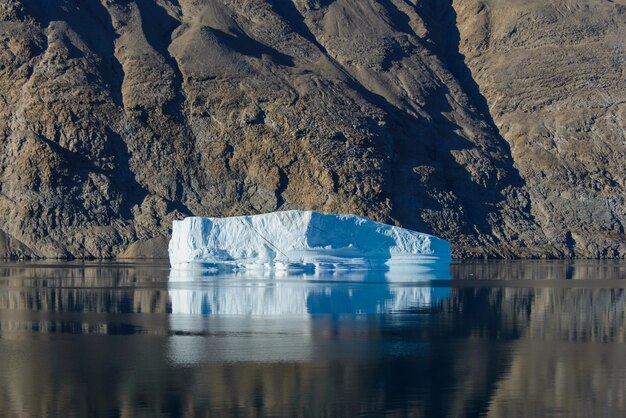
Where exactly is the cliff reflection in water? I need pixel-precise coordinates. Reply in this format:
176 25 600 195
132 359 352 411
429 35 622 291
0 261 624 417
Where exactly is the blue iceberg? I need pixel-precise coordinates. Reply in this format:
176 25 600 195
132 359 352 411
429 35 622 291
168 210 451 271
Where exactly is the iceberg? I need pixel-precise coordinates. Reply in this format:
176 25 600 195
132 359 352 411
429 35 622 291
168 210 451 271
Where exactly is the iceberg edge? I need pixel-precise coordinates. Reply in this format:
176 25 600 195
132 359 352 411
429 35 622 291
168 210 451 271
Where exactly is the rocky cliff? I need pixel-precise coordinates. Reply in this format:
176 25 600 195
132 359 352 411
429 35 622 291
0 0 623 259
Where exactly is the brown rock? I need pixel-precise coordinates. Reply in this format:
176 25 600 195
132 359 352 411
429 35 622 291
0 0 622 259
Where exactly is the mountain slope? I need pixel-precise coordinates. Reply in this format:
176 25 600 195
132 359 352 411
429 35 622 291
0 0 623 258
454 0 626 257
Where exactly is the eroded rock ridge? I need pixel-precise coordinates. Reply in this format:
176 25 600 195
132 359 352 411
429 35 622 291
0 0 623 258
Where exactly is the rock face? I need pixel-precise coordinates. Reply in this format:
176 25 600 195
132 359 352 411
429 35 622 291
453 0 626 258
0 0 623 259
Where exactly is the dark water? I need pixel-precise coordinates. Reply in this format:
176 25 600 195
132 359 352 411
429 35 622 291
0 261 625 417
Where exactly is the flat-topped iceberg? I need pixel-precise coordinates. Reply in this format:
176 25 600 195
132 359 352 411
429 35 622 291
168 210 451 270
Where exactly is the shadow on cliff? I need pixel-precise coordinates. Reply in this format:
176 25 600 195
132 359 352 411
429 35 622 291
416 0 541 253
21 0 125 107
415 0 524 189
133 0 187 120
271 0 536 256
21 1 152 220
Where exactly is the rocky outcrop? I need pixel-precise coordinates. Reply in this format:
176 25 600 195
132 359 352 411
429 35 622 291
0 0 623 259
453 0 626 258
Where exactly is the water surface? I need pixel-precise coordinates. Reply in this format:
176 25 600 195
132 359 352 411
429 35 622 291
0 260 624 417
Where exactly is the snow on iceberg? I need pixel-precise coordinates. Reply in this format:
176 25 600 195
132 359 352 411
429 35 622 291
168 210 451 270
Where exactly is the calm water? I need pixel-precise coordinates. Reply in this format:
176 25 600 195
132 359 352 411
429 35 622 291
0 261 625 417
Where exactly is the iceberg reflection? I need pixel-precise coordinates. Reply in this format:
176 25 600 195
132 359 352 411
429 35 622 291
168 267 451 316
167 268 451 364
